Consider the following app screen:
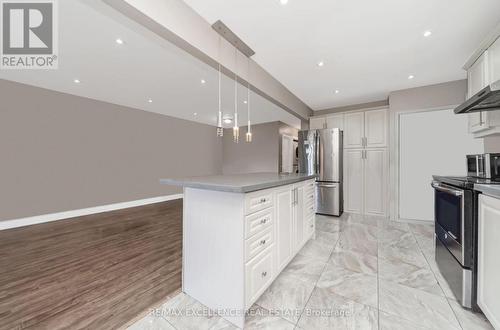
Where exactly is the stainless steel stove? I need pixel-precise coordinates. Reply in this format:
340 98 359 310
432 157 500 311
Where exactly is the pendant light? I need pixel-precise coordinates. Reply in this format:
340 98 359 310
216 37 223 137
233 48 240 143
246 57 252 143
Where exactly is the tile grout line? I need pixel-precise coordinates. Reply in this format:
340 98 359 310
293 223 342 329
410 228 465 330
409 226 464 330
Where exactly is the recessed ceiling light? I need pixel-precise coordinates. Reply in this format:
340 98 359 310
201 79 206 84
223 118 233 124
334 89 340 94
423 30 432 37
115 38 124 45
243 100 248 104
408 75 415 80
148 99 153 103
73 79 80 84
193 112 198 116
280 0 288 5
317 61 325 67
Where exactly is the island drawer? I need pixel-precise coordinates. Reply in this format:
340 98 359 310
245 190 274 215
245 226 274 261
245 208 273 239
245 245 274 308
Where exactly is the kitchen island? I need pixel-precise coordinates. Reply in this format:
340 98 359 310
160 173 316 328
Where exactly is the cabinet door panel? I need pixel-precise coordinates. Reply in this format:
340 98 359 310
344 149 364 214
364 149 387 216
310 117 326 129
275 187 294 272
294 185 305 251
326 114 344 130
365 109 388 148
478 195 500 329
489 37 500 83
344 112 364 148
468 53 490 133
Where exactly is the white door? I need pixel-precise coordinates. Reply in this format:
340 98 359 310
326 114 344 130
365 109 388 148
294 184 305 251
310 117 326 129
344 112 364 148
275 187 294 272
364 149 387 216
344 149 364 214
281 135 294 173
468 52 490 133
478 194 500 329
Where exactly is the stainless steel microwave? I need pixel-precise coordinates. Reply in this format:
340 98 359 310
466 153 500 180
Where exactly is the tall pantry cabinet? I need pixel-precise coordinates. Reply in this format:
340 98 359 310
310 108 389 217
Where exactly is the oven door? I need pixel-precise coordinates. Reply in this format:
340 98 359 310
432 181 467 266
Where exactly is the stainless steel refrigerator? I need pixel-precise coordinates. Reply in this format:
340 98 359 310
298 128 343 216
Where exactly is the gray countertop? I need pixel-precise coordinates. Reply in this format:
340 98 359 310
475 184 500 199
160 173 317 193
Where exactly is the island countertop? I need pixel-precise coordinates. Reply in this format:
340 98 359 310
160 173 317 193
475 184 500 199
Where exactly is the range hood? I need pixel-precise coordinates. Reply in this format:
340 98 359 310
455 80 500 114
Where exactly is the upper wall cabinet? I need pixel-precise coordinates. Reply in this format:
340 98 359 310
309 117 326 129
466 35 500 137
344 112 365 148
310 109 388 149
309 114 344 130
344 109 388 149
326 114 344 130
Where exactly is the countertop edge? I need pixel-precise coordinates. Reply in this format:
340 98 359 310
474 184 500 199
160 175 317 193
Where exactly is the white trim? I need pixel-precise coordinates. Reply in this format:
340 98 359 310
310 106 389 119
0 194 183 231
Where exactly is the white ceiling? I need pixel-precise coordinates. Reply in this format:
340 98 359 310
0 0 301 129
183 0 500 110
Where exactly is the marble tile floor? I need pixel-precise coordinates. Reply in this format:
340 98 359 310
128 213 493 330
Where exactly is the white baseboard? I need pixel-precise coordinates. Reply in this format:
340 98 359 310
0 194 183 231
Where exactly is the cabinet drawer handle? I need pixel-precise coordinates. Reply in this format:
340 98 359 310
260 218 268 224
259 198 267 203
261 271 268 277
260 240 267 245
310 224 314 228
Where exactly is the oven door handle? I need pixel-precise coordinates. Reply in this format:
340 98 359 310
431 181 463 196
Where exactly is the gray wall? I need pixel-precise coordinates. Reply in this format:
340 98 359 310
0 79 223 221
389 80 467 112
222 122 280 175
484 136 500 152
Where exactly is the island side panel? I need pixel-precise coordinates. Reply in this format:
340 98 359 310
182 187 246 328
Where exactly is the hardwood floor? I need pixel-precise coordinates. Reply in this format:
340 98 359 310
0 200 183 330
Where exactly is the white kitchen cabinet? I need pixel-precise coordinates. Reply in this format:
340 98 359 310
477 194 500 329
364 149 388 216
344 112 365 148
344 109 388 148
182 178 316 328
489 37 500 83
275 186 294 272
468 52 490 133
309 117 326 129
326 114 344 130
344 149 364 214
365 109 388 148
344 148 388 216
